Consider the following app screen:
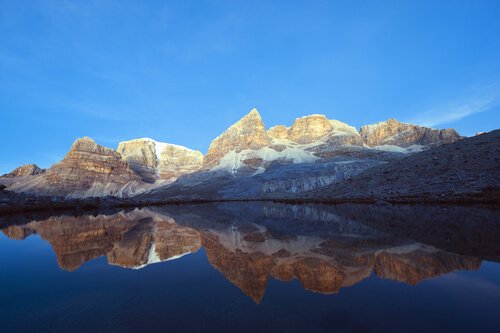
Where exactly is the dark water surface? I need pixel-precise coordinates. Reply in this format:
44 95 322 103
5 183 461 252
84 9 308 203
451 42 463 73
1 203 499 333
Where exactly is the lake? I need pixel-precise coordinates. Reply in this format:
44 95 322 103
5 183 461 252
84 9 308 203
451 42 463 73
1 203 499 333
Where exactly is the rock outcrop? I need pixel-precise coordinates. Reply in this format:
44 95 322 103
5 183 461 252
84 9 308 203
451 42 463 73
204 109 271 168
7 137 141 198
1 164 45 178
359 118 461 147
117 138 203 182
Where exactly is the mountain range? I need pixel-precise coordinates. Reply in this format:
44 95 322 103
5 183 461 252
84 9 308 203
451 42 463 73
1 108 498 205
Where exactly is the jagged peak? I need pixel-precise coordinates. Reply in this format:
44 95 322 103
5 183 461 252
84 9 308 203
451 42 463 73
211 108 267 141
233 108 264 125
248 107 261 117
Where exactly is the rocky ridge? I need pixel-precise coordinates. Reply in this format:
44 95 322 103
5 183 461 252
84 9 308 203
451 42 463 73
310 130 500 202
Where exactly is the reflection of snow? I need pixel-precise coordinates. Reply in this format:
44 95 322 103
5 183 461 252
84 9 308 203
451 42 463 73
131 240 192 270
147 242 161 264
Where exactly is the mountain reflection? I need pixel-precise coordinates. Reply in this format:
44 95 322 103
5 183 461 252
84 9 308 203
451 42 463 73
2 203 498 303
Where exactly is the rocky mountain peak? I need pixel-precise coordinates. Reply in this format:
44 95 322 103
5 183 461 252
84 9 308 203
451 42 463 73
204 108 271 168
1 164 45 178
67 137 121 158
266 115 364 151
288 114 333 144
247 107 261 117
359 119 461 147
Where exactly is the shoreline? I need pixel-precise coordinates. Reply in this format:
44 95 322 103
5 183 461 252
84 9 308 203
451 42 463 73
1 190 498 216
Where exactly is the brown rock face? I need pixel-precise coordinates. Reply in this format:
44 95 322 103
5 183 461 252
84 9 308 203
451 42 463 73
8 137 140 197
203 109 271 168
1 164 45 178
359 118 461 147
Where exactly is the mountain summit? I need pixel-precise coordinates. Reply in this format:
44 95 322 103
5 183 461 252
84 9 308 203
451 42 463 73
204 108 271 168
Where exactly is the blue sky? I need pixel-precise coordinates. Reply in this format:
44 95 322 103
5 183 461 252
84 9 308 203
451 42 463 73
1 0 499 173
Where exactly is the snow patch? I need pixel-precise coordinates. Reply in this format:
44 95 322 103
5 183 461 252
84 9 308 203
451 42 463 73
213 147 319 172
118 138 197 160
373 144 424 154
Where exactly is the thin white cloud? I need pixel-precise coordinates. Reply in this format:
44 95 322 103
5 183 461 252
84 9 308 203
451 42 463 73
410 93 499 128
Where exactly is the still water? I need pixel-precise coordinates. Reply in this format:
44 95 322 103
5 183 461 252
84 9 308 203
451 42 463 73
1 203 499 333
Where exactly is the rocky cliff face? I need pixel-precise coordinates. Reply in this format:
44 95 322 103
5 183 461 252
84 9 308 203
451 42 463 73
117 138 203 182
204 109 271 168
359 118 461 147
116 139 158 180
7 137 141 198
